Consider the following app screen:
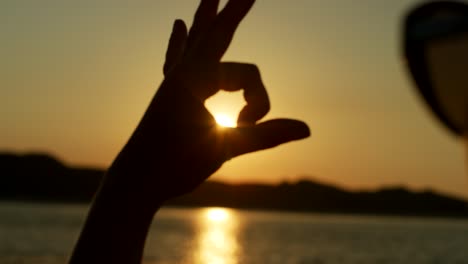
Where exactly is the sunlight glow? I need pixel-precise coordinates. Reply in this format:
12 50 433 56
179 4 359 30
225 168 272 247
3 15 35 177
214 113 236 128
206 208 229 222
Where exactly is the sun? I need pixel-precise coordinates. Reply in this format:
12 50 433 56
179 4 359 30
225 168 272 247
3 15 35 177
214 113 236 128
205 208 230 222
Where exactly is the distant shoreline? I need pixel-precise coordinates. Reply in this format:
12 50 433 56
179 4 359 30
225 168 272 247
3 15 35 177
1 152 468 219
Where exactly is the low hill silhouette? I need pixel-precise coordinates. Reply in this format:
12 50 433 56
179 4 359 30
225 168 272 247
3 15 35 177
1 152 467 217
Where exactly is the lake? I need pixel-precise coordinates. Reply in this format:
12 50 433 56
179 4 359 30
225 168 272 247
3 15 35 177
1 202 468 263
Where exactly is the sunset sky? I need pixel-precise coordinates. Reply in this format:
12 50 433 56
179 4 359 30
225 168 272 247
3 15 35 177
1 0 467 198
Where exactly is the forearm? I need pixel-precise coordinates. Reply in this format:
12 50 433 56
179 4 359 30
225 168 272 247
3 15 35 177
68 83 201 263
69 168 161 264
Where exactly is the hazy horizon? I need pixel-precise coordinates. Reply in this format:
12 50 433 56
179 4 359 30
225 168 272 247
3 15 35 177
2 149 465 200
1 0 468 199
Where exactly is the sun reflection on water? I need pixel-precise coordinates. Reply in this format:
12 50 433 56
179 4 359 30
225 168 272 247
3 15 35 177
195 207 240 264
206 208 229 222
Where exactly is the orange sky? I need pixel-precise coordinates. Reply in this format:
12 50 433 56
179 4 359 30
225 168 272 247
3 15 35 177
1 0 467 198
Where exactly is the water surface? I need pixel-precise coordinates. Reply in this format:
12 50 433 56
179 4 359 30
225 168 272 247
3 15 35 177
1 202 468 263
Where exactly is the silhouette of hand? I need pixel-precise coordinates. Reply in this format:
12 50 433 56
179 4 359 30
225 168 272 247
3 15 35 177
108 0 310 206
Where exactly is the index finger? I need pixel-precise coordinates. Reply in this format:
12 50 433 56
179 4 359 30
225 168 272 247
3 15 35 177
219 62 270 126
197 0 255 62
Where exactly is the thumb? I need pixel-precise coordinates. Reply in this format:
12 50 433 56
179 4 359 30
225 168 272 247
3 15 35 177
226 119 310 158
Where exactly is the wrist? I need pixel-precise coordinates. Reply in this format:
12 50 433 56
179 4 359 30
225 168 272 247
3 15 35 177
99 164 165 217
70 169 160 263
